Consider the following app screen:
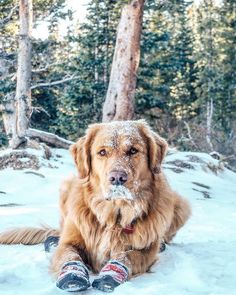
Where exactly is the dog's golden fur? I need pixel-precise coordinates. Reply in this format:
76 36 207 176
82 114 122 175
0 120 191 280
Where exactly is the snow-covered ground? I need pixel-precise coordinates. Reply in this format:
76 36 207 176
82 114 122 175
0 149 236 295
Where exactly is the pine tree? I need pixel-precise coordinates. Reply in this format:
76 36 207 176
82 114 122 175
218 1 236 136
137 8 171 113
0 0 18 146
136 0 197 139
168 0 197 120
55 0 127 139
194 0 222 150
0 0 70 146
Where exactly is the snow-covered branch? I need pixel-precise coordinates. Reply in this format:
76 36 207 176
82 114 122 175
31 75 79 90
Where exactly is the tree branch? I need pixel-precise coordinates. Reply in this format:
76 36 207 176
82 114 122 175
32 62 64 73
29 106 50 118
183 121 198 148
31 75 79 90
0 5 18 27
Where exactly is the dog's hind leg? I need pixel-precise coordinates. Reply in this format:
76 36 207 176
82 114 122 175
164 194 191 243
44 236 60 259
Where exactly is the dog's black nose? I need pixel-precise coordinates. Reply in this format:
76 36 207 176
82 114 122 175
109 170 128 185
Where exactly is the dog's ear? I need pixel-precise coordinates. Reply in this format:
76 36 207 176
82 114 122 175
137 121 168 174
70 125 99 180
70 137 89 179
148 131 168 174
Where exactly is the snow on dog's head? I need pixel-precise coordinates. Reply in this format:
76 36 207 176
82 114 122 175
70 120 168 203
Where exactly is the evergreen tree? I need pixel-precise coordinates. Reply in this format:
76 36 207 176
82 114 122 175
0 0 235 159
55 0 127 139
194 0 222 150
0 0 69 146
137 8 171 113
0 0 18 146
168 0 197 120
218 1 236 136
136 0 197 138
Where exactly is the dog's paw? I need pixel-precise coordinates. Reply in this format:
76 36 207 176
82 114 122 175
44 236 59 253
57 272 90 292
159 241 166 253
92 260 129 292
92 275 119 292
56 261 90 292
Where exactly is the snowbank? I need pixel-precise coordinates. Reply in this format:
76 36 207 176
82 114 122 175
0 149 235 295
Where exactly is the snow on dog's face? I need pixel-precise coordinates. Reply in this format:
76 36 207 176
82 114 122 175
70 120 168 202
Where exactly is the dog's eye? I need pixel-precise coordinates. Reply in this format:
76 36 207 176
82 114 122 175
98 149 107 156
127 147 138 155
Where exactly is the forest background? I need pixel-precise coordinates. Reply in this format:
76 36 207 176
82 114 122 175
0 0 235 167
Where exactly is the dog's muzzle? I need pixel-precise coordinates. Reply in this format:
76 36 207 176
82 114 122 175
105 185 133 201
108 170 128 186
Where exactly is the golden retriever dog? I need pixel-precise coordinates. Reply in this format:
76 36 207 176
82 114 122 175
0 120 191 293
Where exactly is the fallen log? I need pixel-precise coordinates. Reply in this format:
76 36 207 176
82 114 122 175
27 128 74 149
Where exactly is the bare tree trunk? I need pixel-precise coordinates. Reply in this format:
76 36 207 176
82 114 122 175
205 6 214 152
9 0 32 148
206 97 214 151
0 52 16 140
1 93 16 139
1 2 73 150
102 0 144 122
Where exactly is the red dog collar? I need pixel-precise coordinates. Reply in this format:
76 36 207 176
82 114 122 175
122 224 134 234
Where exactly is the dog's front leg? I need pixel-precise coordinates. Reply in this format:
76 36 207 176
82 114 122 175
92 259 129 292
92 241 159 292
123 241 160 276
50 218 90 292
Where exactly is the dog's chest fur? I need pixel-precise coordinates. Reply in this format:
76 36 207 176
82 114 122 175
77 201 169 273
84 223 151 272
68 177 173 273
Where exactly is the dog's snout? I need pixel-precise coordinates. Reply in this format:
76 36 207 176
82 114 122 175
109 170 128 186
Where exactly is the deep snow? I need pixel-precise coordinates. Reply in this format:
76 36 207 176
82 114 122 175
0 148 236 295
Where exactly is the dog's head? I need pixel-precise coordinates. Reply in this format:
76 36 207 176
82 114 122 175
70 120 168 201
